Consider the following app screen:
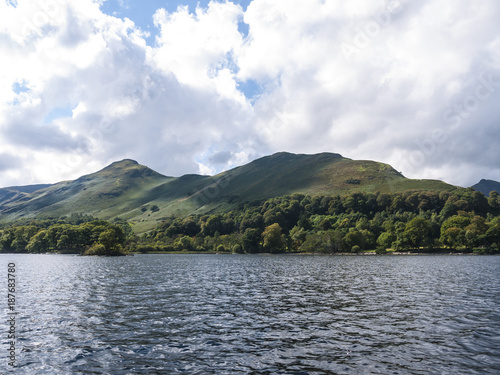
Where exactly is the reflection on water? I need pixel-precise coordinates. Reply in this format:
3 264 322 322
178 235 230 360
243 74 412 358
1 254 500 374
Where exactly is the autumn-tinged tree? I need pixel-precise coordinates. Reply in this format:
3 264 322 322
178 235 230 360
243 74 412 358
262 223 285 253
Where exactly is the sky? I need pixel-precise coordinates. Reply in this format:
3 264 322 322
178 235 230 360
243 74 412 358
0 0 499 188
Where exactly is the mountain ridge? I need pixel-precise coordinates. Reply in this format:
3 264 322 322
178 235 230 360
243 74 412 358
0 152 461 230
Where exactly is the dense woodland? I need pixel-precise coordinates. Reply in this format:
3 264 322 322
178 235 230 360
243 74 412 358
1 188 500 255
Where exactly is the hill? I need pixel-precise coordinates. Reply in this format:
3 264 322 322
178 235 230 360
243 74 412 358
472 179 500 197
0 152 458 231
4 184 54 194
0 159 172 222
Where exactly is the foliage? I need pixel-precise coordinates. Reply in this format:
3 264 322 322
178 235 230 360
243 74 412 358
2 187 500 255
261 223 285 253
0 217 129 255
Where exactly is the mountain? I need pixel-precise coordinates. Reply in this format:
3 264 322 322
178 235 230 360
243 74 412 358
0 152 457 231
0 159 172 222
4 184 54 193
0 184 53 205
472 179 500 197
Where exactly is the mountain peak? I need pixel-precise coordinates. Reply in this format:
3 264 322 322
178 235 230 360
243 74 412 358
106 159 139 168
269 151 343 159
96 159 147 175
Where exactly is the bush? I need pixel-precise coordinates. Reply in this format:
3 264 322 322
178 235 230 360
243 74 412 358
136 244 156 253
83 243 107 256
232 244 243 253
82 243 126 256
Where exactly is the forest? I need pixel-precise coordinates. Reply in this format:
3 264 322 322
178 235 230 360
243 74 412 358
1 188 500 255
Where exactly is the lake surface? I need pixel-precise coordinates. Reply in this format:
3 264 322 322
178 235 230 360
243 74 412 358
1 254 500 374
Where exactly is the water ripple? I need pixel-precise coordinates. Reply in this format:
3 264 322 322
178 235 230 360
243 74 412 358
1 254 499 374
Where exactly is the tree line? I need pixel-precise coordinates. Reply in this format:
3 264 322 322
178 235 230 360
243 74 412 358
138 188 500 254
1 188 500 255
0 215 130 255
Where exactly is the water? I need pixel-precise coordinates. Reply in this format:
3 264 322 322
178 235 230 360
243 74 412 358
1 254 500 374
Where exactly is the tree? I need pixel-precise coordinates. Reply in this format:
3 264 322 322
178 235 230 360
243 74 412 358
403 217 431 249
26 230 49 253
290 225 307 250
440 215 470 249
464 216 488 248
299 233 326 253
181 218 201 236
488 191 500 211
239 213 264 232
485 223 500 248
262 223 285 253
97 226 126 255
343 228 366 251
242 228 261 253
174 236 194 252
202 215 224 237
470 191 489 214
11 236 28 252
377 231 396 250
441 227 465 249
232 244 244 254
0 230 15 252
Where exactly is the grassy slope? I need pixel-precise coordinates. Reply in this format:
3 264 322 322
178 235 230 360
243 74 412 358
0 153 458 231
0 160 172 221
182 152 455 203
4 184 53 194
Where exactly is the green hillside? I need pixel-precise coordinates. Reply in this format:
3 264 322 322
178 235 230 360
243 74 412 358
0 152 458 231
185 152 454 203
0 160 172 221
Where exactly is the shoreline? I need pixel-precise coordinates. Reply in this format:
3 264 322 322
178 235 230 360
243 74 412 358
1 250 498 256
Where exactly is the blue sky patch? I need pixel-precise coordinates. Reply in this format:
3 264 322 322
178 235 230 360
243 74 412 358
100 0 252 45
237 79 262 101
43 105 75 124
12 81 29 94
237 19 249 38
5 0 17 8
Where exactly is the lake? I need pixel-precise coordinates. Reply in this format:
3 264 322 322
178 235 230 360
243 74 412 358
1 254 500 374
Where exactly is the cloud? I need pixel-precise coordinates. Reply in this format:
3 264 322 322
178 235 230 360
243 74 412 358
0 0 260 186
238 0 500 186
0 0 499 188
0 153 22 172
151 2 245 100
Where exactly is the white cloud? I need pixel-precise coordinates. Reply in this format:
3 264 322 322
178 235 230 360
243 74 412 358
151 2 245 102
239 0 500 186
0 0 499 188
0 0 258 186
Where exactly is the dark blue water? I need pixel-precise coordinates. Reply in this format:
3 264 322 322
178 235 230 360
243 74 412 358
1 254 500 374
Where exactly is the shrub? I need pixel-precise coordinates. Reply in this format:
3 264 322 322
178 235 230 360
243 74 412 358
83 243 107 256
232 244 243 253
